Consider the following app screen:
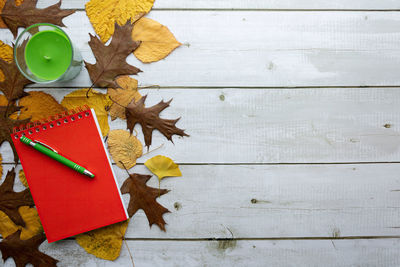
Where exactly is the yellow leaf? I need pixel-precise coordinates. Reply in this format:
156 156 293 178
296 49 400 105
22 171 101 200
14 91 66 121
75 220 129 261
19 169 28 188
0 94 7 105
0 40 13 81
0 206 42 240
144 155 182 181
61 89 112 136
107 76 141 120
85 0 154 43
132 17 181 63
107 129 142 169
0 0 23 28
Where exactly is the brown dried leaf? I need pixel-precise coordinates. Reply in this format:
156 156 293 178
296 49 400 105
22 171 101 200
0 104 30 162
107 129 142 169
126 95 189 149
120 173 169 231
132 17 181 63
1 0 75 38
107 75 141 120
85 22 141 88
0 230 58 267
0 59 32 102
0 0 23 28
75 220 129 260
0 168 34 227
85 0 153 43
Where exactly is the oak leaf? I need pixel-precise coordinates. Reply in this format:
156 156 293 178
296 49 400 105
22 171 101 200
108 76 141 120
121 173 169 231
0 168 34 227
132 17 181 63
0 59 32 102
0 104 30 162
61 88 112 136
126 95 189 149
0 206 42 240
75 220 129 261
145 155 182 182
0 0 23 28
13 91 66 121
0 230 58 267
85 0 154 43
85 22 141 88
107 129 142 169
1 0 75 38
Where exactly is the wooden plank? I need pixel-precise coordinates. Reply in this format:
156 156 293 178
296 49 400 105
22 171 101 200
3 163 400 238
3 239 400 266
37 0 400 11
3 11 400 88
2 88 400 164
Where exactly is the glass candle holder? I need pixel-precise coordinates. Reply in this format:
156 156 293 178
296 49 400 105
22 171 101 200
14 23 82 83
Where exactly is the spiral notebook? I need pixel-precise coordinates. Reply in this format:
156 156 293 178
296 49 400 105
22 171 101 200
11 107 128 243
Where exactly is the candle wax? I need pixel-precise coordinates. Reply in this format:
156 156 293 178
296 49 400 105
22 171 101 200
25 30 72 81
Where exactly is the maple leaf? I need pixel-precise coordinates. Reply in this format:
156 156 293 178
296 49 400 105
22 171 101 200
120 173 169 231
0 104 30 163
0 59 32 102
0 168 34 227
125 95 189 149
85 22 141 88
1 0 75 38
0 230 58 267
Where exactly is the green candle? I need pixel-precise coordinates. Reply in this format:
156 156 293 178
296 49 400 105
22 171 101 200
24 30 72 81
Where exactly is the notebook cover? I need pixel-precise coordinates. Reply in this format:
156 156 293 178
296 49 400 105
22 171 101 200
11 107 128 243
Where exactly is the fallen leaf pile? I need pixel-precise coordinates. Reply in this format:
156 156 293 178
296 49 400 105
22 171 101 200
0 0 186 265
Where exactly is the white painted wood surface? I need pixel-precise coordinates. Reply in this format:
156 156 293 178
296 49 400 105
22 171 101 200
2 88 400 164
4 239 400 267
3 11 400 87
1 0 400 266
37 0 400 11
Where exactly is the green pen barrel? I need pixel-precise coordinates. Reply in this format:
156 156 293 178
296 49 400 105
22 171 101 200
20 136 85 174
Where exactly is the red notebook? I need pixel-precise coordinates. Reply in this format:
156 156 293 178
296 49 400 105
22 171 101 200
11 107 128 243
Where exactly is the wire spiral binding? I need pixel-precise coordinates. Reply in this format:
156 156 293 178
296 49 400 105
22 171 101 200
12 105 90 135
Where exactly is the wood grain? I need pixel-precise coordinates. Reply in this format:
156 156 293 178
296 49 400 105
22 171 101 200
3 163 400 239
3 239 400 266
2 88 400 164
2 11 400 87
36 0 400 11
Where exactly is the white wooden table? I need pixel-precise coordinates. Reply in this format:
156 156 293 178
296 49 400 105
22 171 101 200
2 0 400 266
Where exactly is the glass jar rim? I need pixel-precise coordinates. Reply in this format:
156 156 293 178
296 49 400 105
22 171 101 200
14 23 75 84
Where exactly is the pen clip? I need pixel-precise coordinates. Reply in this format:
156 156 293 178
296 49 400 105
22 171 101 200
34 140 58 153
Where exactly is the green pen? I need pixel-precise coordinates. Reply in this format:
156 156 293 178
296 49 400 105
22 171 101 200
20 136 95 178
